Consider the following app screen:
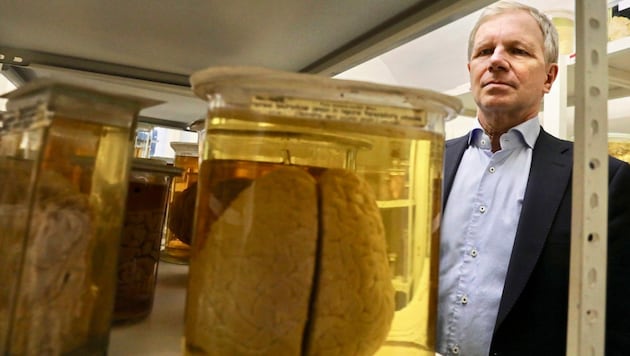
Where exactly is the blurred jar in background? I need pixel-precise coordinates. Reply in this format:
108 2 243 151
546 10 574 55
114 158 182 323
571 133 630 164
160 141 199 264
608 133 630 163
608 4 630 41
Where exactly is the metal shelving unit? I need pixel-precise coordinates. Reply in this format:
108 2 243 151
567 1 609 354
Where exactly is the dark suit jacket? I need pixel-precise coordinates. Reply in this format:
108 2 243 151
443 129 630 355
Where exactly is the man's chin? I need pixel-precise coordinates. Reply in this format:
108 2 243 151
477 99 514 112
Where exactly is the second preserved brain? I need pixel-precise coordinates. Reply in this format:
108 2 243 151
186 167 394 355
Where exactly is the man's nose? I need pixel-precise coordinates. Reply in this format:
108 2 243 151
488 49 509 71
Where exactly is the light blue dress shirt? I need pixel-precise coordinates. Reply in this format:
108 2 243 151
436 118 540 356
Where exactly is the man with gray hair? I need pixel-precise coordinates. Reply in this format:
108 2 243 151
438 1 630 354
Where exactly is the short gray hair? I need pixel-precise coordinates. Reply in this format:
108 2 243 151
467 1 559 65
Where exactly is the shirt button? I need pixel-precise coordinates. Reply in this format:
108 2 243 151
461 295 469 304
479 205 487 213
452 345 460 354
489 166 496 173
471 248 478 257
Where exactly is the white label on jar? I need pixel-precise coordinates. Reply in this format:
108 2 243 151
250 96 427 127
619 0 630 11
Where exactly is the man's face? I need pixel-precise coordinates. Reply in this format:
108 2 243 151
468 10 557 120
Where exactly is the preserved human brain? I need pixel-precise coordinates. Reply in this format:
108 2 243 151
1 166 94 354
186 167 394 355
305 169 395 355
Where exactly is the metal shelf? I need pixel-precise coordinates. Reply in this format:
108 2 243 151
0 0 493 126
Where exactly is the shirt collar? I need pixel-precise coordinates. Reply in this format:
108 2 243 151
467 117 540 149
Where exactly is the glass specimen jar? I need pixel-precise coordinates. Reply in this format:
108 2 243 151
0 79 157 355
184 66 462 355
160 141 199 264
114 158 182 323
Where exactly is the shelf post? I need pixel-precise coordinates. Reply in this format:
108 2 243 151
566 0 609 355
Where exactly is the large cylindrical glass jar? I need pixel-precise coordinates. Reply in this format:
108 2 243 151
185 66 461 355
0 79 157 355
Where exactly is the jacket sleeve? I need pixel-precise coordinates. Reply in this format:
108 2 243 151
605 158 630 354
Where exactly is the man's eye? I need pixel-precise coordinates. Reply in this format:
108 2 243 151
477 48 493 56
512 48 529 55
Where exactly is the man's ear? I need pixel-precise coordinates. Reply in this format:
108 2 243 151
543 63 559 93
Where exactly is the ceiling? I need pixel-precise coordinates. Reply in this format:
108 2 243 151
0 0 493 128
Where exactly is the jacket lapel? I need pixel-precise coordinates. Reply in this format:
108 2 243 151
443 135 469 205
494 129 573 329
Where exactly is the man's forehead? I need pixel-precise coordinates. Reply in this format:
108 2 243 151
474 11 543 44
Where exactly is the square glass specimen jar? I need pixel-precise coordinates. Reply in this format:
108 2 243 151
0 80 158 355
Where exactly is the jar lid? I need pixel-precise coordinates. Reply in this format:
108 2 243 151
2 79 162 128
132 158 183 176
189 66 462 137
190 66 461 112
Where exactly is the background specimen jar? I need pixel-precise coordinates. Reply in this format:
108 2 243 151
114 158 182 323
160 141 199 264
